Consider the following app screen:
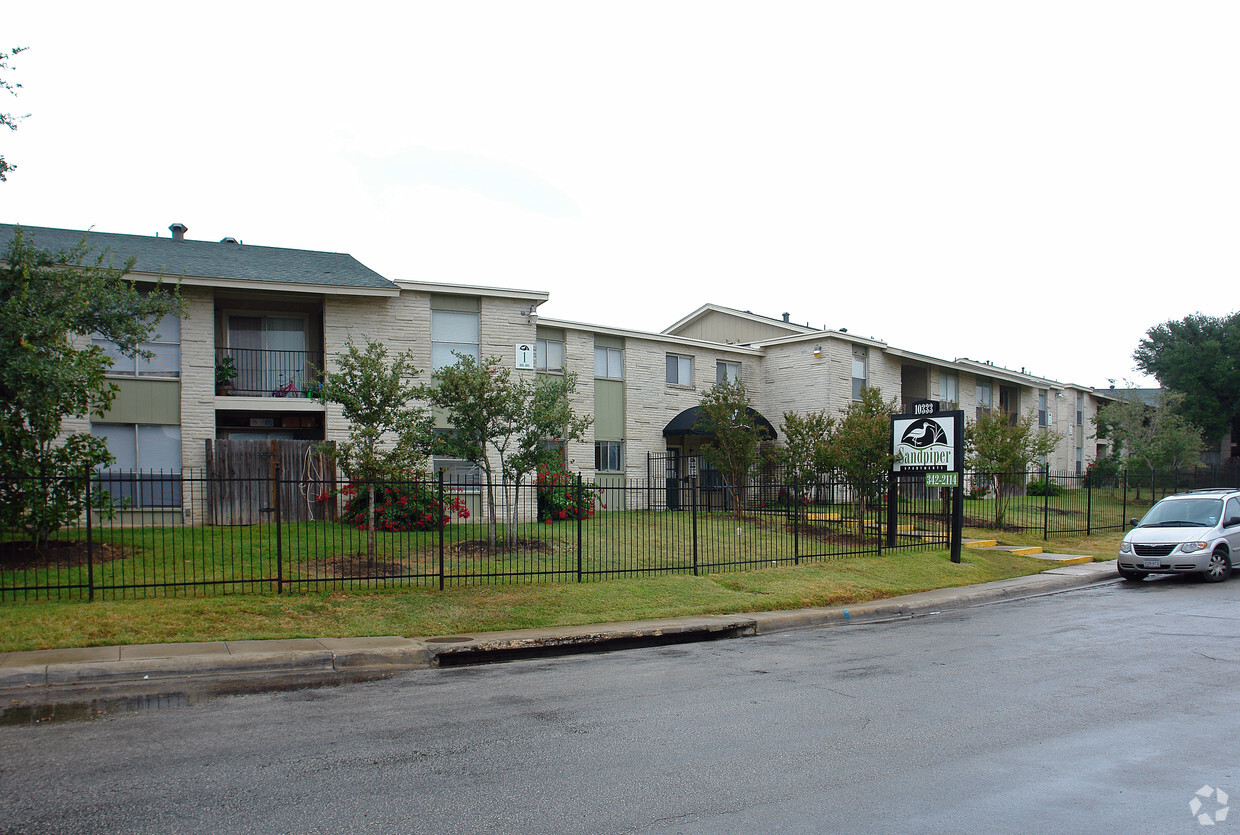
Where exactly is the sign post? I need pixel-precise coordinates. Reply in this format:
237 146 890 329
890 400 965 563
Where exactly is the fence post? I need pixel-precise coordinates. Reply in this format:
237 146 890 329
1086 470 1093 536
1122 469 1128 524
85 472 95 602
793 480 800 565
274 461 283 594
1042 464 1050 541
691 476 699 576
438 471 445 591
576 474 583 583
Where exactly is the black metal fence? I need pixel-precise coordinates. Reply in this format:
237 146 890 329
2 464 1237 603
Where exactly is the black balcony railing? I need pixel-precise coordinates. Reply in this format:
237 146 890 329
216 347 324 398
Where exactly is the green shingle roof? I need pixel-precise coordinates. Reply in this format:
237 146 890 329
0 223 398 291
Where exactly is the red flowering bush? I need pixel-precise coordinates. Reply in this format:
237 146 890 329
535 460 604 522
340 480 469 532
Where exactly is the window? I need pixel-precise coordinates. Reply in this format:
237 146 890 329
595 441 623 472
976 379 992 418
94 310 181 378
1076 446 1084 475
1038 390 1049 427
941 371 958 406
91 424 182 508
1076 392 1084 426
666 354 693 386
594 346 623 379
851 346 868 400
536 338 564 373
716 361 740 384
431 429 482 487
431 308 480 371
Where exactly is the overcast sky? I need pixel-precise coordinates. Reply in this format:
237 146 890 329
7 2 1237 388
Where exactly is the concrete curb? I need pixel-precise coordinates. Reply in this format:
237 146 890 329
0 563 1119 701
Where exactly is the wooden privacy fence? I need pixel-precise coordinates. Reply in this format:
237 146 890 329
205 439 337 525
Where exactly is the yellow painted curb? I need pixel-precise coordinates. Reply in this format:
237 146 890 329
1042 555 1093 565
965 540 998 548
1010 547 1044 556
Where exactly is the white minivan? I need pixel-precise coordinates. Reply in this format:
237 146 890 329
1117 488 1240 582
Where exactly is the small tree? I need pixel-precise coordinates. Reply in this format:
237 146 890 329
696 378 773 519
423 354 522 549
0 228 183 551
831 387 900 540
1095 389 1203 499
966 409 1060 526
424 355 589 549
502 373 591 545
316 337 434 566
779 409 836 503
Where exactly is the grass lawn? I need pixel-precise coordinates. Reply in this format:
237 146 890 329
0 533 1119 653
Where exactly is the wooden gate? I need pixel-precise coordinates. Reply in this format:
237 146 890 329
205 439 337 525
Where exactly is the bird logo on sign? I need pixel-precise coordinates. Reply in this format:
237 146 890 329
900 418 947 449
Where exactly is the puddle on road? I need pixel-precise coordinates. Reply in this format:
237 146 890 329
1 691 198 726
1 676 378 727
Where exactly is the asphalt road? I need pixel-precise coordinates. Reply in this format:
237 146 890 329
3 576 1239 834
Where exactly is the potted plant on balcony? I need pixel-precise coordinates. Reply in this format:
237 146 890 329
215 356 238 395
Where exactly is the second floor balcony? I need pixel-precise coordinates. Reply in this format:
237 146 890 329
215 346 324 398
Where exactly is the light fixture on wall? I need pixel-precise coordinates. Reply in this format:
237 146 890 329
522 303 539 324
813 344 822 358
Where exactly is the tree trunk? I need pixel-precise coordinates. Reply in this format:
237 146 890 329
509 479 521 548
483 465 497 549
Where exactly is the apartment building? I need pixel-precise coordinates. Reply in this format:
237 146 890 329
4 222 1112 518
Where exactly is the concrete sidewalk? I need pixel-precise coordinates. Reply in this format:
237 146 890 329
0 562 1118 702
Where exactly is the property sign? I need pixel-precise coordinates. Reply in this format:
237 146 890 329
889 408 965 563
891 414 956 471
515 343 535 370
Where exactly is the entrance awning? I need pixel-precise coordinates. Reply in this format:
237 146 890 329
662 406 777 439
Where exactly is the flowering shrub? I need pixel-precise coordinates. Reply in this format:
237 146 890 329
535 460 604 522
340 480 469 532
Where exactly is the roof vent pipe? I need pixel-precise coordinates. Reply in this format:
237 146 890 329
221 237 239 244
782 312 790 323
169 223 188 241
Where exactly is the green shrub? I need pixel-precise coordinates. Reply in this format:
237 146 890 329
1025 478 1064 497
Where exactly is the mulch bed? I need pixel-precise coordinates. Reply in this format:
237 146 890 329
0 539 133 570
452 538 556 557
306 555 429 579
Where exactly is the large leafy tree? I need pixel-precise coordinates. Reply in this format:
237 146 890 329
696 378 773 519
424 354 590 548
831 387 899 540
0 227 183 550
316 336 435 565
1 46 28 182
1133 312 1240 444
965 409 1060 526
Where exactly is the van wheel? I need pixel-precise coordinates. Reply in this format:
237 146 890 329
1117 566 1148 581
1201 550 1232 583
